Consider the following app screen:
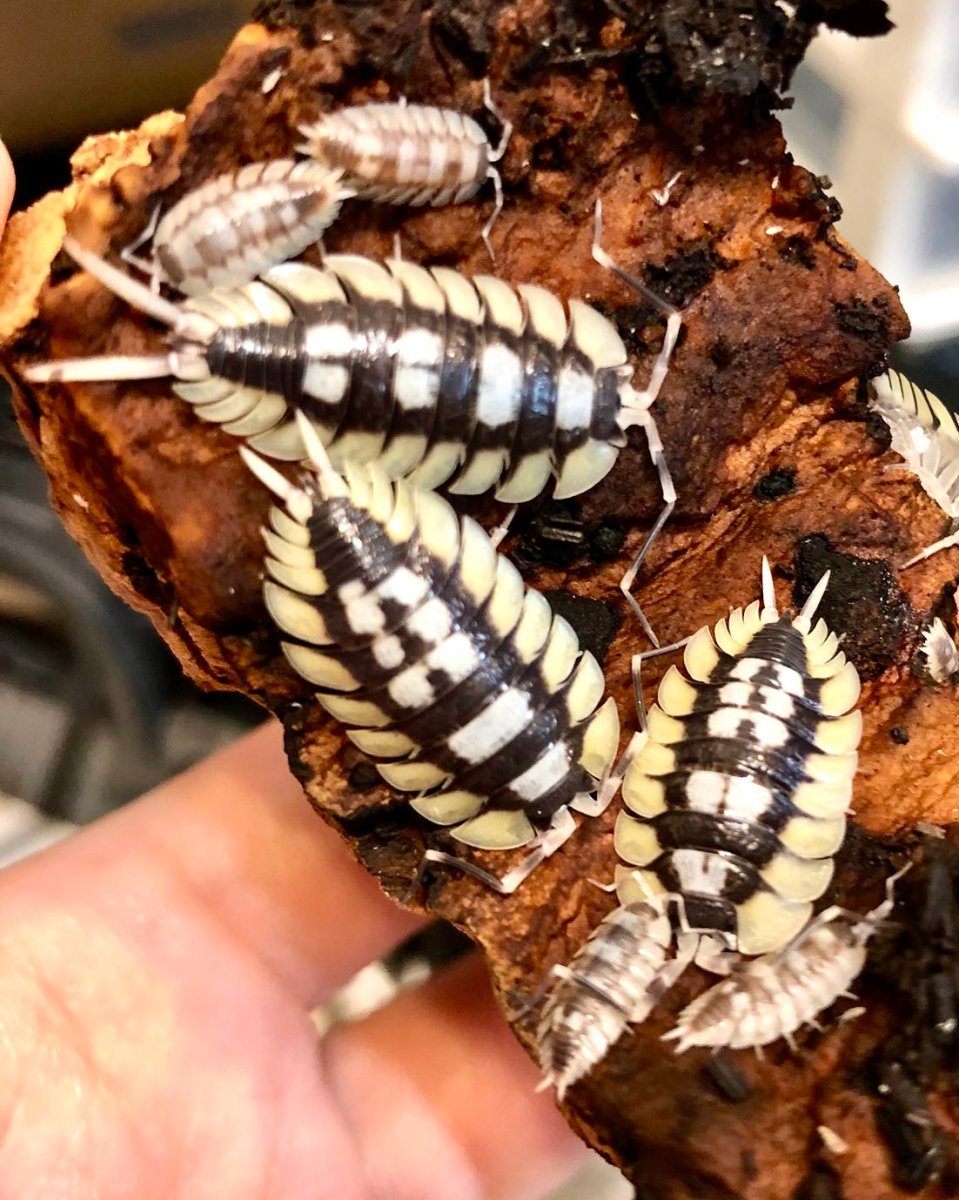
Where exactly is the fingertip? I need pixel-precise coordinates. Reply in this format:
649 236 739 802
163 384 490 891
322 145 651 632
0 138 14 231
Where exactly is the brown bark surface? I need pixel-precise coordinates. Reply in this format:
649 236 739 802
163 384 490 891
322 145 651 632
2 3 958 1196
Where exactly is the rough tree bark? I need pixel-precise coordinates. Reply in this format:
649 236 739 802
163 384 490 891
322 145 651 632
2 2 958 1196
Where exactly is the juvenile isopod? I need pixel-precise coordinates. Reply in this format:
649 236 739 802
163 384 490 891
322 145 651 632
242 413 621 894
122 159 353 296
296 82 512 257
536 893 693 1098
663 868 907 1053
871 369 959 567
920 615 959 685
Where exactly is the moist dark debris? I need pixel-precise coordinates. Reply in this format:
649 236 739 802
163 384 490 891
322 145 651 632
863 845 959 1191
740 1148 758 1181
703 1053 753 1102
590 519 628 562
710 336 735 369
836 298 889 343
793 533 911 679
890 725 910 745
543 590 622 662
753 466 796 502
771 164 843 231
348 760 381 791
793 1165 841 1200
644 239 730 310
430 0 494 76
776 233 817 269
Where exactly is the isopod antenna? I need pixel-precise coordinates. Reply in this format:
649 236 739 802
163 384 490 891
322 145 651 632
23 238 214 385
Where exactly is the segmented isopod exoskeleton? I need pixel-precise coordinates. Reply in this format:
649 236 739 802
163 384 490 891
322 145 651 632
535 560 864 1091
615 558 862 957
871 369 959 567
25 231 679 637
664 868 906 1053
920 616 959 685
122 160 353 296
296 82 512 257
243 414 621 894
536 894 690 1098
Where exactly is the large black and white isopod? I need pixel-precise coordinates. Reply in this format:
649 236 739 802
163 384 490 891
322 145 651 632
123 159 354 296
243 414 621 893
296 83 512 255
25 234 678 512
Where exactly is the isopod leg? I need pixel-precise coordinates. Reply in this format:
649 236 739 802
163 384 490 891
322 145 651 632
488 503 518 549
119 202 163 292
420 805 577 895
483 77 514 163
480 167 504 262
643 929 697 1012
629 637 692 728
616 405 677 650
900 524 959 569
591 198 682 412
694 934 741 977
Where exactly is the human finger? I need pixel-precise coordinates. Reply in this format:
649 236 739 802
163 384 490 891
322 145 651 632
2 720 425 1008
0 138 13 232
325 954 586 1200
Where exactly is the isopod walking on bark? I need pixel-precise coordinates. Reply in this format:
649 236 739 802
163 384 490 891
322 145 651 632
242 412 621 894
121 159 353 296
296 81 513 258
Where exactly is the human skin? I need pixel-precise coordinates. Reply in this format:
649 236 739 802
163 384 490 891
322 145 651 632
0 147 585 1200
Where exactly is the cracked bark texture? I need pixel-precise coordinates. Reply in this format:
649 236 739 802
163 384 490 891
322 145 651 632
3 1 959 1196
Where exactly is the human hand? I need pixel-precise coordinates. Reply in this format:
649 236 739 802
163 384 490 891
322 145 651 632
0 722 585 1199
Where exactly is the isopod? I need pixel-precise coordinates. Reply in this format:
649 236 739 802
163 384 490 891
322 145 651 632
243 413 621 894
296 82 512 257
871 369 959 567
919 612 959 685
25 220 680 637
616 557 862 959
122 159 353 296
536 559 865 1090
664 868 905 1053
536 893 694 1098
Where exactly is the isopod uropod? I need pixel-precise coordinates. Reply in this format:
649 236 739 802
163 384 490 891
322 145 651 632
243 413 621 894
122 159 354 296
536 560 865 1092
296 82 512 257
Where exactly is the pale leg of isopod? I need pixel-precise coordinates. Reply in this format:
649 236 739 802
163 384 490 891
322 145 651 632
479 78 513 261
900 523 959 569
419 805 579 895
591 197 681 648
488 504 518 549
628 636 693 729
694 934 742 978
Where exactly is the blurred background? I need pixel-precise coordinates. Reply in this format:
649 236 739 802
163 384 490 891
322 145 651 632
0 2 954 1196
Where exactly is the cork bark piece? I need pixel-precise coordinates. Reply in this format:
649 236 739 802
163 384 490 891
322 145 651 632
2 2 958 1196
